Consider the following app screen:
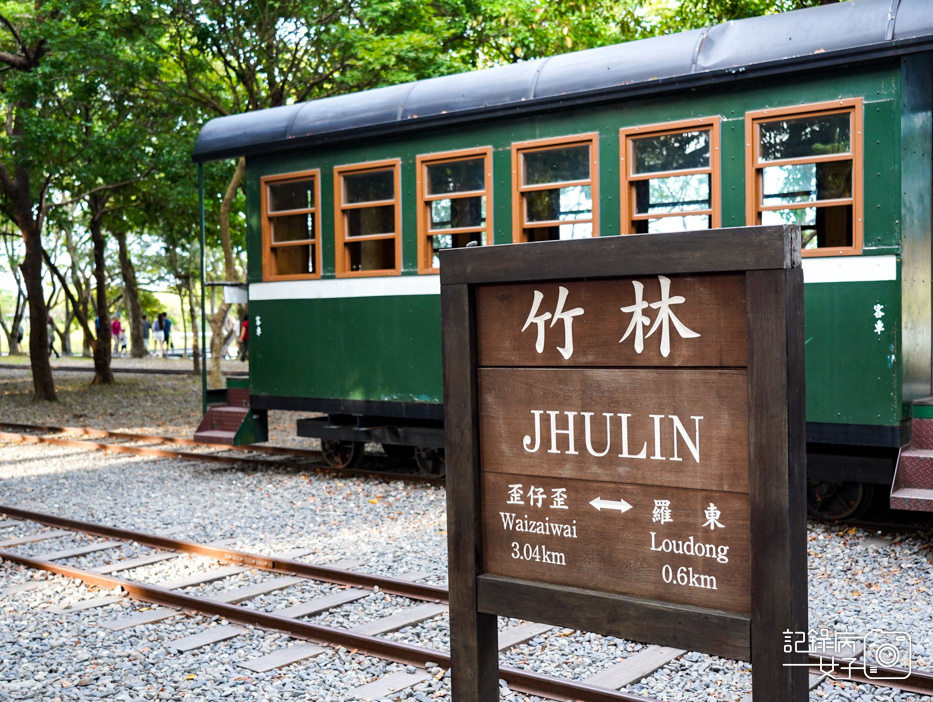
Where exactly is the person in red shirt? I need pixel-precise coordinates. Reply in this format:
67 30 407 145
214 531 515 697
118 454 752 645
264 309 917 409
238 315 249 361
111 316 122 357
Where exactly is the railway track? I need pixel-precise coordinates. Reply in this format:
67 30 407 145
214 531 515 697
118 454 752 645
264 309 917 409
0 421 444 486
0 362 247 377
2 506 931 701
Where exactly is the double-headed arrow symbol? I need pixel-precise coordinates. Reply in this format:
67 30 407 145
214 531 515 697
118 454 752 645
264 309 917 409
589 496 633 513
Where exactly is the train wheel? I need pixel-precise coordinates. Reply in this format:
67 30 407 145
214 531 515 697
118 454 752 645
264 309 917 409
321 440 364 470
806 480 875 520
382 444 415 467
414 447 446 476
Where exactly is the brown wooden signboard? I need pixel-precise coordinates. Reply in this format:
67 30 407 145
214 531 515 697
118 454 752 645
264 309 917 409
441 226 807 701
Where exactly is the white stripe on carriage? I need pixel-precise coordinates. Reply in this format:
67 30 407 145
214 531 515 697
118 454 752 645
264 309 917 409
249 275 441 301
802 255 896 284
248 257 893 299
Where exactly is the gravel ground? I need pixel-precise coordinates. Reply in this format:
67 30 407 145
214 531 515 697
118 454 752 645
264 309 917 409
1 363 932 701
0 358 310 445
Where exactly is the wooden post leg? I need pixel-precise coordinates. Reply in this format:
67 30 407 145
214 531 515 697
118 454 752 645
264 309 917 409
449 607 499 700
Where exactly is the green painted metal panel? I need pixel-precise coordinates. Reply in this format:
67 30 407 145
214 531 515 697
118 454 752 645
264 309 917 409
804 279 901 426
250 295 442 404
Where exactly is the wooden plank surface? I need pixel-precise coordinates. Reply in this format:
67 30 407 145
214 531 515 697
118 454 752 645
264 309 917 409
158 565 248 590
101 607 175 630
50 595 122 613
440 225 799 286
746 268 808 701
497 622 553 651
347 669 433 700
33 540 124 562
442 282 500 701
348 603 448 636
584 645 685 689
476 274 747 368
482 471 750 612
477 574 750 661
239 642 326 673
273 588 368 619
478 367 749 492
0 530 71 548
215 576 306 604
92 538 238 575
172 625 246 652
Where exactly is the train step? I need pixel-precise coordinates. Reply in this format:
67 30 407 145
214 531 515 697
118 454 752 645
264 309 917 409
890 400 933 511
193 428 241 446
194 402 268 446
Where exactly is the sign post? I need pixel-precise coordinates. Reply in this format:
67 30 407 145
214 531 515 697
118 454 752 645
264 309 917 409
441 226 807 700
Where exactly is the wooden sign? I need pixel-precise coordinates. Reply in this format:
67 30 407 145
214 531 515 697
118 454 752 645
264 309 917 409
442 226 807 701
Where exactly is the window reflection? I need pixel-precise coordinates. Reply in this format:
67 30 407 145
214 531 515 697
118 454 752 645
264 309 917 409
515 137 597 242
418 150 492 272
751 104 859 253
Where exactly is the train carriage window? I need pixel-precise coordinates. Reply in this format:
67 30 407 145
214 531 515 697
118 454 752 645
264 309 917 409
416 147 492 273
334 160 401 276
620 118 721 234
747 100 862 256
512 134 598 242
260 171 322 281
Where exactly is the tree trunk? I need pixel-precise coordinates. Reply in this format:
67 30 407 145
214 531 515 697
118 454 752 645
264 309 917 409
4 161 56 399
209 158 245 387
20 221 56 400
1 291 26 355
89 194 113 385
185 275 201 375
115 230 147 358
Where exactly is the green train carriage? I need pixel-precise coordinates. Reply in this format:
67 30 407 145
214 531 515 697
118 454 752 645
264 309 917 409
193 0 933 518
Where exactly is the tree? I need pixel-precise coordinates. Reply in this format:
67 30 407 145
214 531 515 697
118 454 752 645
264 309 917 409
0 0 167 396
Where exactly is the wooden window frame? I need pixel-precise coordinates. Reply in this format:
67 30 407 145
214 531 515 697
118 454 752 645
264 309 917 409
260 170 323 282
334 159 402 277
746 99 863 257
620 117 721 234
416 147 493 274
511 133 599 243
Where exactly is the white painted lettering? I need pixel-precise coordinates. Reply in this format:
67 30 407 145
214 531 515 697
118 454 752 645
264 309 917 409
547 411 578 455
523 410 544 453
582 412 613 457
649 531 729 564
617 413 647 459
649 414 665 460
670 415 702 463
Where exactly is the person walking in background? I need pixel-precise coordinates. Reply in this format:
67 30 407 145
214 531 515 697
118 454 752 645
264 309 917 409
220 315 236 359
153 313 165 356
47 316 59 359
142 314 151 354
238 315 249 361
111 316 122 357
163 314 173 354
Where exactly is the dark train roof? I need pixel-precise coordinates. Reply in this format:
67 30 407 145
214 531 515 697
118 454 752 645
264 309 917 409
193 0 933 163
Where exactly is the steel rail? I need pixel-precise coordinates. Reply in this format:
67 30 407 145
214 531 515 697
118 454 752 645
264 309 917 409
0 425 445 486
807 653 933 695
0 549 655 702
2 507 931 699
0 362 248 377
0 505 446 603
0 421 323 457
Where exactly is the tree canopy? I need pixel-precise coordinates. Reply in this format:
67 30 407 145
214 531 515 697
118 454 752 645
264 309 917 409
0 0 831 398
